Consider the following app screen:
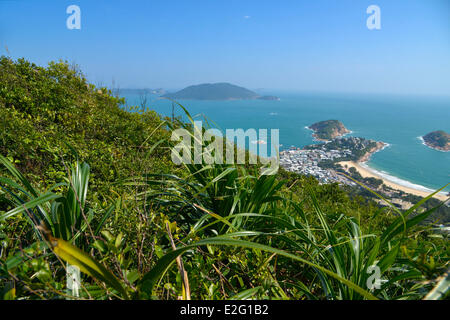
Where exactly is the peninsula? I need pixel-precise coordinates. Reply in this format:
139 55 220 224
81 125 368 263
422 130 450 152
308 120 351 141
280 137 447 202
162 83 279 101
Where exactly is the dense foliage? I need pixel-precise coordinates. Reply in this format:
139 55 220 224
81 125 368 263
422 130 450 151
0 57 448 300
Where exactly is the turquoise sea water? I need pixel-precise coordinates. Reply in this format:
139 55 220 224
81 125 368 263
121 91 450 192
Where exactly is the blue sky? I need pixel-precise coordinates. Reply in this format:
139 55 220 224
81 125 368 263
0 0 449 95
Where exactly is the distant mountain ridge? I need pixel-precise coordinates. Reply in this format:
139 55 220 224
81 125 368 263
162 83 279 101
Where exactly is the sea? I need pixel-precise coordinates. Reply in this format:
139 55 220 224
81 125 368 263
120 90 450 193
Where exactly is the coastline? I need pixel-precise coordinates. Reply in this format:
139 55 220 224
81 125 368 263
338 160 448 201
418 136 450 152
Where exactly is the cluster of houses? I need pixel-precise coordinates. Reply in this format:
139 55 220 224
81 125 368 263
279 147 353 185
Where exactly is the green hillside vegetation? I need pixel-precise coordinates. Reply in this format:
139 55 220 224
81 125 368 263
0 57 173 193
0 57 449 300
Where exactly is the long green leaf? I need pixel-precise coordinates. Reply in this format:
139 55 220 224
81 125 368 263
50 236 129 299
0 192 61 221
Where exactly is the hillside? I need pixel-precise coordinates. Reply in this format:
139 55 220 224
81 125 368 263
422 130 450 151
162 82 279 101
0 57 448 301
308 120 351 141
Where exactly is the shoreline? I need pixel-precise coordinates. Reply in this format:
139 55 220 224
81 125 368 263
304 126 353 143
358 141 388 162
338 160 448 201
311 130 351 142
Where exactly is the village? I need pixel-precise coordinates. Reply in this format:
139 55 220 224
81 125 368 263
279 146 353 185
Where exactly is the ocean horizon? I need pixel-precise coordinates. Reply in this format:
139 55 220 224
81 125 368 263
121 90 450 193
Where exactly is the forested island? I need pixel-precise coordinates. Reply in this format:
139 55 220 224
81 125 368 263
308 120 351 141
162 82 279 101
422 130 450 151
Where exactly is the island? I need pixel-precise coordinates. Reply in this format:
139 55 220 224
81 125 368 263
161 83 279 101
422 130 450 152
257 95 280 101
308 120 351 141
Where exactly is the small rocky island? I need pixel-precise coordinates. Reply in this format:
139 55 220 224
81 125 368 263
422 130 450 151
308 120 351 141
162 83 279 101
280 136 387 184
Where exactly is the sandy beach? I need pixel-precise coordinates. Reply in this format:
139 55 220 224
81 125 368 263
338 161 449 202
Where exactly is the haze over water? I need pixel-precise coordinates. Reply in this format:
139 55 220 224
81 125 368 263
123 91 450 192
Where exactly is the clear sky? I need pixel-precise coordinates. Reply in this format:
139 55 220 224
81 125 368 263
1 0 449 95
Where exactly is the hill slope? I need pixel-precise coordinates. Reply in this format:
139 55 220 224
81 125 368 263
0 57 172 192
